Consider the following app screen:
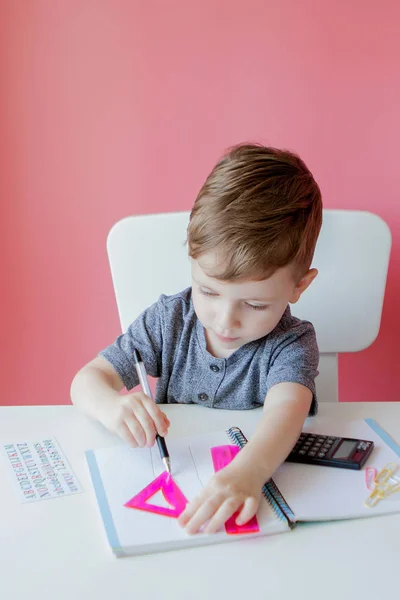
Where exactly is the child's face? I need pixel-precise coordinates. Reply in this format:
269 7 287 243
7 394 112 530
191 253 316 358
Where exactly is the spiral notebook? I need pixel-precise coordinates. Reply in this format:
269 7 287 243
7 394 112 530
85 418 400 557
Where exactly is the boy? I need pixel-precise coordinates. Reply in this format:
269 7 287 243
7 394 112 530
71 143 322 535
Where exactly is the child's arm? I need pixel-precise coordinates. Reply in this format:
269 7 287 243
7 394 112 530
178 382 311 534
70 356 169 447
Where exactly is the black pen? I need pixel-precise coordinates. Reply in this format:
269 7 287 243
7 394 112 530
133 349 171 474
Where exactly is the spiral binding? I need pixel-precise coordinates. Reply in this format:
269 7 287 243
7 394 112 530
226 426 295 528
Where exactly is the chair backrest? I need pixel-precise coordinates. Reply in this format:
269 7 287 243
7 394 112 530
107 209 391 403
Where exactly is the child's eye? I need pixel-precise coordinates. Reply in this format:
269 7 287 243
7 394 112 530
200 288 218 297
245 303 269 311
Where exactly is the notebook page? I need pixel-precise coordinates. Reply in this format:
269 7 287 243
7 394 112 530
86 430 288 556
271 419 400 522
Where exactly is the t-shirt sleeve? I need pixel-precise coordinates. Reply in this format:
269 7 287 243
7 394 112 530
99 299 164 390
266 321 319 416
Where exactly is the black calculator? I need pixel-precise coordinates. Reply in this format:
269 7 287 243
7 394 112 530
286 433 374 470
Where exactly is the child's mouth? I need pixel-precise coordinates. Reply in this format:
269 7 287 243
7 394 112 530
214 332 240 343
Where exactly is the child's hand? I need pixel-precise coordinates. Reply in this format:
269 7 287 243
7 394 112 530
178 462 263 534
100 392 170 448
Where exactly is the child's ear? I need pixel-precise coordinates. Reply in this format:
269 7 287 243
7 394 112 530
289 268 318 304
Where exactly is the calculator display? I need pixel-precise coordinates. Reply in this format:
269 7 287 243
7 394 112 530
332 440 357 459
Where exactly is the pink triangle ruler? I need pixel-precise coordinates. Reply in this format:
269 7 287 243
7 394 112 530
211 445 260 535
124 471 188 518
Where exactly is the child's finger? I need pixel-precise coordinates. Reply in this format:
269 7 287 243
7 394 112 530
183 496 222 535
131 403 157 447
142 397 170 436
124 413 146 447
178 493 204 526
203 498 242 534
235 496 259 526
117 422 139 448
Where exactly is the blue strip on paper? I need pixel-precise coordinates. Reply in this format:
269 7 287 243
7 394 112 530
85 450 125 557
364 418 400 458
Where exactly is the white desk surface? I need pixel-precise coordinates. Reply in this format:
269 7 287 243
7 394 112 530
1 402 399 600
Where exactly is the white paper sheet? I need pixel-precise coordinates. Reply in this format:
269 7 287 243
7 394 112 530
86 430 287 556
273 418 400 521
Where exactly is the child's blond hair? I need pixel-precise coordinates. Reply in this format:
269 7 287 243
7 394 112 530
188 143 322 281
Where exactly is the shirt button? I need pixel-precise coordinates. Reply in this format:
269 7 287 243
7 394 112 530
210 365 220 373
198 393 209 401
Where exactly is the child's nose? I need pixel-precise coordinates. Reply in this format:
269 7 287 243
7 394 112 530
215 306 240 332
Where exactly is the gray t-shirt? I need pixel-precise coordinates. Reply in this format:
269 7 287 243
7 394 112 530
100 287 319 415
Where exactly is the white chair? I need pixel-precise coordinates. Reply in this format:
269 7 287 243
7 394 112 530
106 210 391 403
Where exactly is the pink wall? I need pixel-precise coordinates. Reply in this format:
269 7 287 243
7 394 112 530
1 1 399 405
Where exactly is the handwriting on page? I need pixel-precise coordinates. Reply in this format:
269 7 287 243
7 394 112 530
211 445 260 535
2 438 82 502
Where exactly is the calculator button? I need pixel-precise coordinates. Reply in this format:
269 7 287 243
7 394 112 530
317 452 325 458
308 451 316 457
317 437 325 442
299 450 306 455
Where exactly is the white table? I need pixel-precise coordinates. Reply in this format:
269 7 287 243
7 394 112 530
1 402 399 600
